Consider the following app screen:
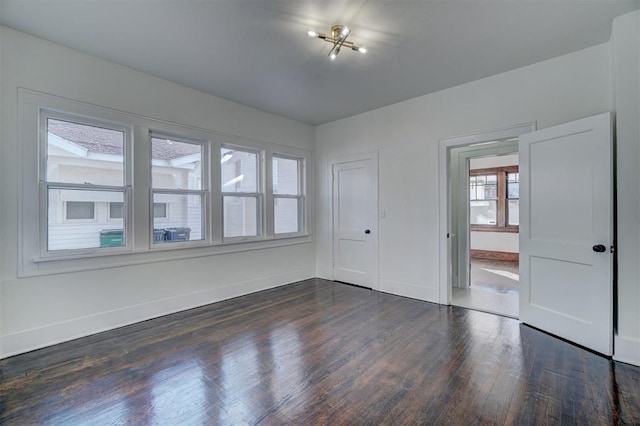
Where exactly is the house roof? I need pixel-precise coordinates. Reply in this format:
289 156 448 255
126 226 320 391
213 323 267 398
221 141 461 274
48 120 201 161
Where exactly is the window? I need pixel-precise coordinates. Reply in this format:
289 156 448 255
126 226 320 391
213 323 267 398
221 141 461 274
44 116 129 251
20 90 311 275
150 134 206 244
221 147 261 239
273 155 304 234
66 201 95 220
470 174 497 225
109 202 124 220
507 172 519 226
469 166 518 232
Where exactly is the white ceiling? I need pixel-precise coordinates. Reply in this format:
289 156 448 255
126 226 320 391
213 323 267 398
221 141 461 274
1 0 638 125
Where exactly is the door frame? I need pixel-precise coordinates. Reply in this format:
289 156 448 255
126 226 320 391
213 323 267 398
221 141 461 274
438 123 535 305
329 151 379 289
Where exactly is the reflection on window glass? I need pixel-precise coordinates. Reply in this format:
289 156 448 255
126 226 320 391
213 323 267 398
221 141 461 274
47 119 125 186
274 198 299 234
223 196 258 238
49 189 124 251
221 148 257 193
151 138 203 190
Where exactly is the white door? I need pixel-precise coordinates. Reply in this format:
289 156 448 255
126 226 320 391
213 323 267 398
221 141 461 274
332 156 378 288
519 112 613 355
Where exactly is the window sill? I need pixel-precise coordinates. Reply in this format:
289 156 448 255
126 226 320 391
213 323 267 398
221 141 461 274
470 226 519 233
25 234 312 277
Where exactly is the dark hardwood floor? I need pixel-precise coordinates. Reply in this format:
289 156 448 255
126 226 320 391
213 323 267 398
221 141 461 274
1 279 639 425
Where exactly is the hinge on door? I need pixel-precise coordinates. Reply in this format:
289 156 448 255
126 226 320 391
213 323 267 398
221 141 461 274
610 245 615 253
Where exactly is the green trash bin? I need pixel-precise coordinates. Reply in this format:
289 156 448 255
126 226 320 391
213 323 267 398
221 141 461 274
100 230 124 247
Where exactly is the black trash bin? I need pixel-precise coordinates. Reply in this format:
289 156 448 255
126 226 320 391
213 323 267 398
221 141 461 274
164 227 191 241
153 229 166 243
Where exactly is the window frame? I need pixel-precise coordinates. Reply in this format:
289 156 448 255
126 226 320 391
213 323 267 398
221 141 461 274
271 154 306 237
149 131 209 247
19 89 312 277
469 165 519 233
39 110 133 256
220 144 264 242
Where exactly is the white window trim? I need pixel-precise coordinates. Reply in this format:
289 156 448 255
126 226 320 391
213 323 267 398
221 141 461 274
18 89 312 277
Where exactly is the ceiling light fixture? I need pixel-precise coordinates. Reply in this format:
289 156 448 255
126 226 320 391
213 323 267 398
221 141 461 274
307 24 366 60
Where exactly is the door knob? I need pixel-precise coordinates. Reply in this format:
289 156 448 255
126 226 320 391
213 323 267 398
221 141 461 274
592 244 606 253
364 229 371 234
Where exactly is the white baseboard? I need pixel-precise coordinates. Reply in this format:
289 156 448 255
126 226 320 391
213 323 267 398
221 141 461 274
614 334 640 366
379 279 439 303
0 269 313 359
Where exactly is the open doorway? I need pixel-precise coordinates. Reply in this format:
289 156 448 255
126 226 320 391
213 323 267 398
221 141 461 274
451 153 519 318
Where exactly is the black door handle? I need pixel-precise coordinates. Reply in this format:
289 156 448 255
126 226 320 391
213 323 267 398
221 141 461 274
364 229 371 234
592 244 606 253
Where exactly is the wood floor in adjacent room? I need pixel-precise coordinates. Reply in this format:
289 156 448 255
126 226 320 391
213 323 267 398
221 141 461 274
1 279 639 425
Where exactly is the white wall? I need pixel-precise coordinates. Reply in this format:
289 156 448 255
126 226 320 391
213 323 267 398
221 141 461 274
316 43 611 304
469 154 519 253
611 10 640 366
0 26 316 358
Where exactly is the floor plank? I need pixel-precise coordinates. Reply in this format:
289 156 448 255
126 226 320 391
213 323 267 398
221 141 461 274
1 279 638 425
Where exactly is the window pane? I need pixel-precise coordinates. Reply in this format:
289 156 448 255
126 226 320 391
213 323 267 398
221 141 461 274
47 119 125 186
223 196 258 238
151 137 203 190
109 202 124 219
66 201 95 220
274 197 299 234
48 189 124 251
152 193 203 243
507 172 519 199
508 182 519 199
221 148 258 193
273 157 300 195
469 174 497 200
470 200 497 225
508 200 520 226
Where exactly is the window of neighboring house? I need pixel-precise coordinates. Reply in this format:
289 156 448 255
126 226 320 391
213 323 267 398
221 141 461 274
470 166 519 232
221 147 262 239
150 134 206 244
273 155 304 235
66 201 95 220
45 116 128 252
109 202 124 220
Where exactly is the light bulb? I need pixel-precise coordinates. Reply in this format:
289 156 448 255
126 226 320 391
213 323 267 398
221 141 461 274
341 26 350 37
307 30 317 37
330 52 337 60
358 47 367 53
